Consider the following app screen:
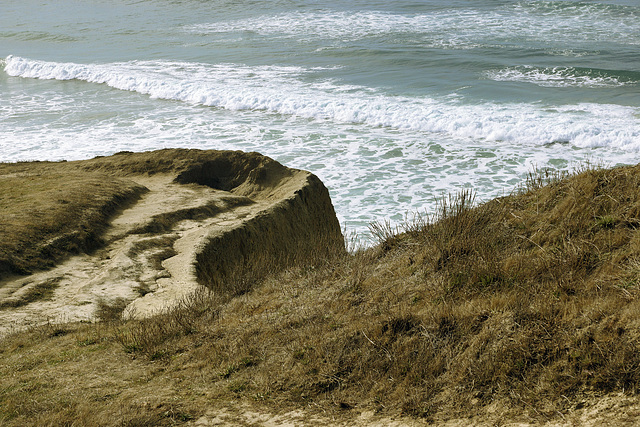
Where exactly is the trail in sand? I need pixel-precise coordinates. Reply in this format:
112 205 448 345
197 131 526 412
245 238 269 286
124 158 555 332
0 175 267 336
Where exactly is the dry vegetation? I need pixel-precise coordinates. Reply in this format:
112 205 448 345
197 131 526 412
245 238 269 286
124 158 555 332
0 162 146 280
2 163 640 425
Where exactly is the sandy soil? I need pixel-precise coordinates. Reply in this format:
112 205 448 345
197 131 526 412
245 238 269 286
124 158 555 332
189 393 640 426
0 174 269 336
191 404 426 427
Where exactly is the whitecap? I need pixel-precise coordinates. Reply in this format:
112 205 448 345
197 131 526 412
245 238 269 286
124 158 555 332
485 66 637 88
4 56 640 152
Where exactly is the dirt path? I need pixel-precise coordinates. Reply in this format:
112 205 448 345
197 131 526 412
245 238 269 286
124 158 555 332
0 175 268 336
191 404 426 427
189 393 640 427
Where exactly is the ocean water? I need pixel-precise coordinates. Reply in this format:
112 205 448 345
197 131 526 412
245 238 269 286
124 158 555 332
1 0 639 240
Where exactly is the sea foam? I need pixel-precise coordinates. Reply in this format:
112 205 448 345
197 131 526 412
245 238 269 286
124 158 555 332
486 66 639 88
4 56 640 152
186 3 640 48
5 56 640 151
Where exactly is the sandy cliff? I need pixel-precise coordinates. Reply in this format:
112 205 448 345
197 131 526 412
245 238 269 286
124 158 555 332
0 149 343 334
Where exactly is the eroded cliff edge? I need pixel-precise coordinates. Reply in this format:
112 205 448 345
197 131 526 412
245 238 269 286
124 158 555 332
0 149 343 333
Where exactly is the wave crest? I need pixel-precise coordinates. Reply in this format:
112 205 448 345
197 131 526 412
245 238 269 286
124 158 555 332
486 66 638 88
4 56 640 151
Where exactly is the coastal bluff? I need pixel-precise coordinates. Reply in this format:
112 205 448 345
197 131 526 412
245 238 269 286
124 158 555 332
0 149 343 333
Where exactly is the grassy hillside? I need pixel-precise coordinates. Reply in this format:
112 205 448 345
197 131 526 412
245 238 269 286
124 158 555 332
1 163 640 425
0 163 146 279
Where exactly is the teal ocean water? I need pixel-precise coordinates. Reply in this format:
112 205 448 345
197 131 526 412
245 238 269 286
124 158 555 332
2 0 639 239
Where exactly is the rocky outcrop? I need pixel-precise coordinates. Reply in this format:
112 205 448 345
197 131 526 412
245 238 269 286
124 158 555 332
0 149 343 332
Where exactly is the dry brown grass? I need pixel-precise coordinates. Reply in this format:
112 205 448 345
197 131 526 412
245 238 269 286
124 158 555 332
0 162 146 280
2 163 640 425
128 196 253 235
0 277 62 309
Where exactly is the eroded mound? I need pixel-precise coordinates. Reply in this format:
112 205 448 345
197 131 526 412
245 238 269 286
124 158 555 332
0 149 343 333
